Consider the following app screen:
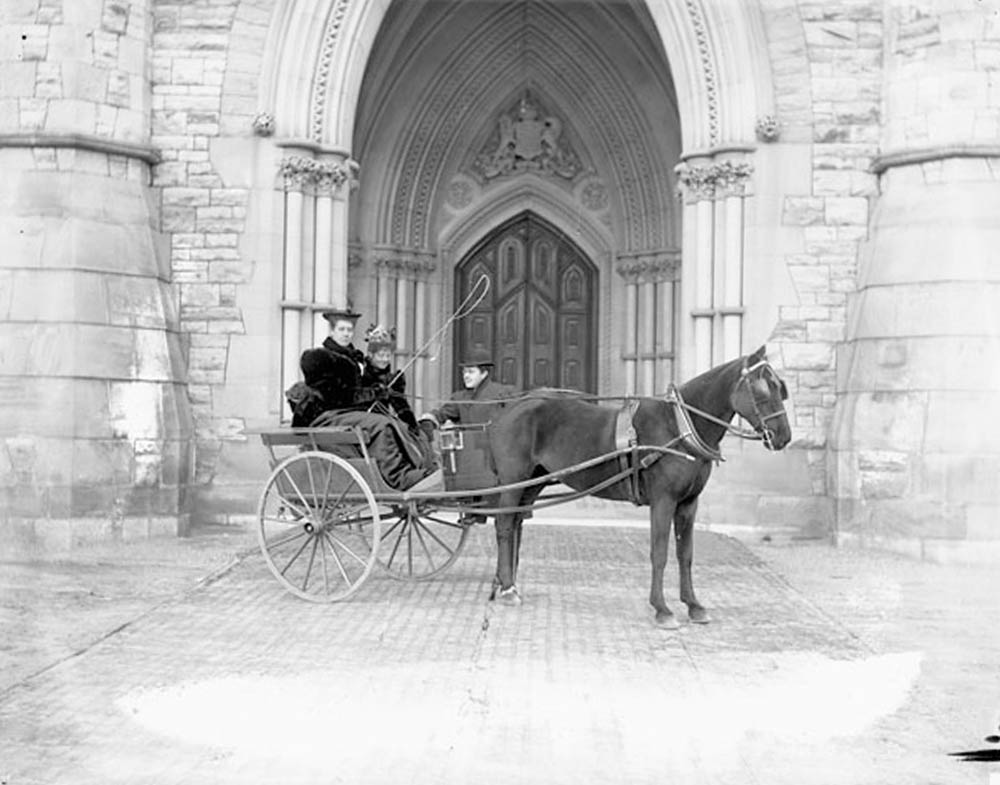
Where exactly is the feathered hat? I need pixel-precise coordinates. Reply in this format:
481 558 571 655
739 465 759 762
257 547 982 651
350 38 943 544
364 324 396 352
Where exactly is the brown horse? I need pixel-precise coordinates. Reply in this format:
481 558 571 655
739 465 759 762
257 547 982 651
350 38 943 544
487 345 792 627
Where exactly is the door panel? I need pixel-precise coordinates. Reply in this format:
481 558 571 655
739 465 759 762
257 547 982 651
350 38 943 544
456 212 597 392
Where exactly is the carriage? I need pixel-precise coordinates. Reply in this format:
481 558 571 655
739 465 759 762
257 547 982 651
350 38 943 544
253 418 662 603
252 346 792 626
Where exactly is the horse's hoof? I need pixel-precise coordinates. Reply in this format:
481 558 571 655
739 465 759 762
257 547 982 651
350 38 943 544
688 606 711 624
495 586 522 606
654 611 680 629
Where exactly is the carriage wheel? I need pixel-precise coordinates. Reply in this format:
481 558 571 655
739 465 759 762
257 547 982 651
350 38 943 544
257 451 381 602
377 503 470 581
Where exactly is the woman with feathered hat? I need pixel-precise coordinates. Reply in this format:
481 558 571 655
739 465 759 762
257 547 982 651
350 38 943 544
360 324 419 431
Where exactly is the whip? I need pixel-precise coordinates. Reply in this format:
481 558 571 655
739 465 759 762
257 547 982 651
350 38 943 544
387 273 490 390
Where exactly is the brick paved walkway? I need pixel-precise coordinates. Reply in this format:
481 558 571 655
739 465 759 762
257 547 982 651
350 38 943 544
1 524 998 785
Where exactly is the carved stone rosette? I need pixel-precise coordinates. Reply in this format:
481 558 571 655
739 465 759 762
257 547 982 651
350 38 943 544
278 155 350 193
675 160 753 202
614 252 681 284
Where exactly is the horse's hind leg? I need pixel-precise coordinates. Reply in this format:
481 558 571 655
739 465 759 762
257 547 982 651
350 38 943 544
675 498 710 624
649 497 679 628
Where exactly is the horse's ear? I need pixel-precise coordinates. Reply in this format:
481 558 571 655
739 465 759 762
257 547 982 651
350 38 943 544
750 344 767 362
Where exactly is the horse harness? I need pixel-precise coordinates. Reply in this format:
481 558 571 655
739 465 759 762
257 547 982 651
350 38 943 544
613 358 787 505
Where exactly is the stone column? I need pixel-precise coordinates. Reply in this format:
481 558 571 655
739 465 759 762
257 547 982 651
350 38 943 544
675 154 753 378
276 149 353 386
830 6 1000 561
0 0 193 550
615 254 680 395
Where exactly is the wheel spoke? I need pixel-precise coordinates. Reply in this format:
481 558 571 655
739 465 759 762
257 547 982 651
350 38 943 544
277 466 315 519
381 516 408 570
324 528 371 567
379 517 405 544
321 530 351 584
409 519 437 573
301 535 320 591
264 528 308 551
420 513 465 529
319 533 331 595
412 517 458 558
317 459 348 520
280 532 315 577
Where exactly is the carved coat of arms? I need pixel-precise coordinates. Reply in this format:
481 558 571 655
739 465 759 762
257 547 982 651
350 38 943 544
474 96 581 180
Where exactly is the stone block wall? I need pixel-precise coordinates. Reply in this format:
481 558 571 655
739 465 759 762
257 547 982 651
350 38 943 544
829 1 1000 561
149 1 274 517
0 0 194 553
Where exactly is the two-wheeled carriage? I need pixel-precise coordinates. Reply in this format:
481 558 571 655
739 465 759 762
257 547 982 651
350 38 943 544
253 418 676 603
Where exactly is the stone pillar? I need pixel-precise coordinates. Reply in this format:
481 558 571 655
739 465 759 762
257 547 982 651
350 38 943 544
276 148 354 391
373 253 437 402
615 253 680 394
0 0 193 551
675 154 753 378
830 5 1000 561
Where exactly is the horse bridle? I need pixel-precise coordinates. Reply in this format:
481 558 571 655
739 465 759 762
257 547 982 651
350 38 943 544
736 359 788 450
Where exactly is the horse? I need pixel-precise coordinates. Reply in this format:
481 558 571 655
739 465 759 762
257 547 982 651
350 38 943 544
486 345 792 627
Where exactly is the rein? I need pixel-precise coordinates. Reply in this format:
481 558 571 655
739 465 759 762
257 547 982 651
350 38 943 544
662 358 788 460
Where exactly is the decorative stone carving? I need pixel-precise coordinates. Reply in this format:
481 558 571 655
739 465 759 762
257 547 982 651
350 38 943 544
579 179 609 211
684 0 720 147
310 0 351 142
473 94 582 180
446 178 475 210
252 112 275 137
373 256 437 277
675 160 753 201
615 252 681 283
755 115 780 143
278 156 349 192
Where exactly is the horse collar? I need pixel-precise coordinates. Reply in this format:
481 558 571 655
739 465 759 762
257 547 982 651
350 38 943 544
665 384 724 464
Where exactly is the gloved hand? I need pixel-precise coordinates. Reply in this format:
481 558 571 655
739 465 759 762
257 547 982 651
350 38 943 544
418 419 436 440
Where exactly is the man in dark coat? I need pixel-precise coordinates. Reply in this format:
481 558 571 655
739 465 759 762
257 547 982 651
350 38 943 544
417 348 518 433
418 348 518 522
288 308 439 491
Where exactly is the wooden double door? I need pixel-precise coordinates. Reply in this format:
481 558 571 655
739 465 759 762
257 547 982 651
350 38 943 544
455 213 597 392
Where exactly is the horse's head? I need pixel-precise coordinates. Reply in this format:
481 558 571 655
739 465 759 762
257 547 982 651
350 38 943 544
729 346 792 450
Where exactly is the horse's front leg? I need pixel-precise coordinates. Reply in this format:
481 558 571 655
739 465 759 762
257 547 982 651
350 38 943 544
649 497 679 628
675 498 710 624
491 499 521 605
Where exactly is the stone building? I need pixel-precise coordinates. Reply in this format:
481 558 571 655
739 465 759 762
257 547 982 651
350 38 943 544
2 0 998 561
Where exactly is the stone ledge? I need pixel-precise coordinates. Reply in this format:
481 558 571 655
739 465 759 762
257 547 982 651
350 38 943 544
871 143 1000 174
0 133 161 164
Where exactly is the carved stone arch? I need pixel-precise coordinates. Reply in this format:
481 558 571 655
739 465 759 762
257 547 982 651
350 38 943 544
644 0 773 150
260 0 391 146
261 0 773 162
439 180 615 270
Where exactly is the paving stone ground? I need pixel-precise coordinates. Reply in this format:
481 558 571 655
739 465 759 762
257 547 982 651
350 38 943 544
1 521 998 785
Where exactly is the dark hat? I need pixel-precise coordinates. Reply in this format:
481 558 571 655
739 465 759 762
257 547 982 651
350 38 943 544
322 307 361 324
459 348 494 369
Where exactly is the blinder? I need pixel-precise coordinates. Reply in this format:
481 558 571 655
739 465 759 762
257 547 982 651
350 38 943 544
737 359 789 449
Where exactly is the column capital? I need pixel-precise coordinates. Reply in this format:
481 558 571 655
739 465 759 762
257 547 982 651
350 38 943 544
373 253 437 278
614 251 680 283
675 159 753 202
278 154 352 193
